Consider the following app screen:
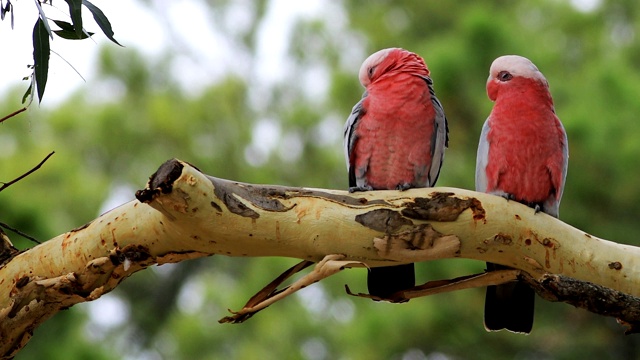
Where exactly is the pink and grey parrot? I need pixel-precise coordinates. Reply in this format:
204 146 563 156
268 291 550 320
344 48 448 299
476 55 568 333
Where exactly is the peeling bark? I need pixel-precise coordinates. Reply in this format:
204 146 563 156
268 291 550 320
1 158 640 357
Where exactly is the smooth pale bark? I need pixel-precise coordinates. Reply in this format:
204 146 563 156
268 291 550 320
1 159 639 357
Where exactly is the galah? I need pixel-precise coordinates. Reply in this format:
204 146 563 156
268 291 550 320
343 48 448 299
476 55 568 333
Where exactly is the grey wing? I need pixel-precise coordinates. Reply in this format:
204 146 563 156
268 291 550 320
343 92 366 187
558 121 569 201
426 78 449 187
543 118 569 218
475 118 491 193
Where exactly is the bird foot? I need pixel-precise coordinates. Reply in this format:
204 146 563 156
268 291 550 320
500 194 543 214
396 183 413 191
348 185 374 193
219 255 367 324
500 193 517 201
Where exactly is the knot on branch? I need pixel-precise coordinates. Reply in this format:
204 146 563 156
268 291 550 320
0 229 18 266
136 159 185 202
109 244 152 266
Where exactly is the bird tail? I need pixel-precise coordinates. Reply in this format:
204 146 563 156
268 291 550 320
367 263 415 300
484 262 535 334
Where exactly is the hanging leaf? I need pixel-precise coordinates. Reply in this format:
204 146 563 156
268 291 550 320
33 0 53 39
53 29 94 40
33 18 51 103
53 20 93 39
9 1 14 29
82 0 122 46
0 1 8 21
21 81 33 104
64 0 83 39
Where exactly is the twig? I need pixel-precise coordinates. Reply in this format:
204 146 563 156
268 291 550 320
0 151 55 192
0 222 40 244
523 273 640 334
51 50 86 82
0 107 26 124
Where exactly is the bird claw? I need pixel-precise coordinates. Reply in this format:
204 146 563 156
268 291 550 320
219 255 367 324
500 194 543 214
348 185 374 193
500 193 516 201
395 183 413 191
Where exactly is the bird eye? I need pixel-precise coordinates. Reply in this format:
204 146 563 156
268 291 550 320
368 66 376 78
498 71 513 82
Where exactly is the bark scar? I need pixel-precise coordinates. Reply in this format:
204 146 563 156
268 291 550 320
401 192 485 222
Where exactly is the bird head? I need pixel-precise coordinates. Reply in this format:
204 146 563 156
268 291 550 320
358 48 430 87
486 55 549 102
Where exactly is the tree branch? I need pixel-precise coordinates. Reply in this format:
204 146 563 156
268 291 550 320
0 107 26 124
0 151 54 193
1 158 639 357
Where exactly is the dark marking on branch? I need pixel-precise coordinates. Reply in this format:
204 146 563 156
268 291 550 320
15 276 29 289
109 244 152 266
70 222 91 233
208 176 393 215
235 184 293 212
608 262 623 270
221 193 260 219
355 209 412 232
210 201 223 212
386 224 444 251
401 192 485 222
492 233 513 245
210 178 289 218
121 244 151 262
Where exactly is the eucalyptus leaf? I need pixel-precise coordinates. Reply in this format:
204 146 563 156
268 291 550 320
21 81 32 104
64 0 83 39
52 19 93 39
52 19 74 31
0 1 8 21
82 0 122 46
33 0 53 39
53 29 93 40
32 18 50 103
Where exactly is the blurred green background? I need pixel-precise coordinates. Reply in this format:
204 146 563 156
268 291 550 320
2 0 640 359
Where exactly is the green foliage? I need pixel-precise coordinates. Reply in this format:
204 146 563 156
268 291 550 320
3 0 640 359
1 0 120 103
